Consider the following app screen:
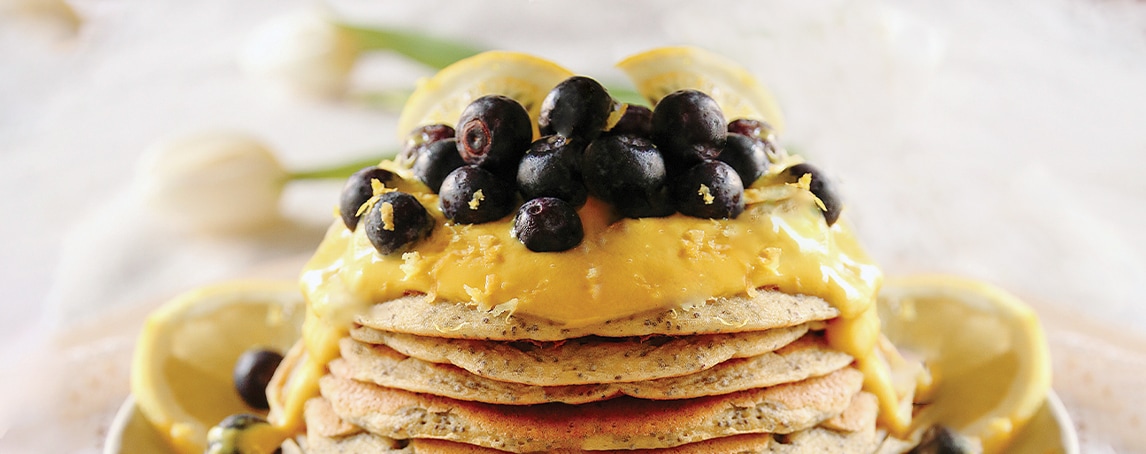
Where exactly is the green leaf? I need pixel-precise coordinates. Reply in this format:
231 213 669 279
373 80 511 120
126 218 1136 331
289 152 398 181
338 23 484 70
608 86 648 106
354 88 414 111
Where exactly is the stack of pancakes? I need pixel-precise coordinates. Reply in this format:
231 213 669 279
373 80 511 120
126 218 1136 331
288 289 891 453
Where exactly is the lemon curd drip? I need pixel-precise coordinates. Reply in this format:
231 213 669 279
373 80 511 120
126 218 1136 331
271 159 908 436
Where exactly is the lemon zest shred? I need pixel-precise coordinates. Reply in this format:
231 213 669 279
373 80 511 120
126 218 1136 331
400 252 422 280
698 184 715 204
468 190 485 210
354 179 400 218
379 202 396 231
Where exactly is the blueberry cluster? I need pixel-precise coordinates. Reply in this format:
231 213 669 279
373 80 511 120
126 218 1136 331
339 75 841 256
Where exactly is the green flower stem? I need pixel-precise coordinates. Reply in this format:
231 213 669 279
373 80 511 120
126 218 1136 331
338 23 484 70
609 87 647 106
337 23 649 109
353 88 413 111
289 153 396 181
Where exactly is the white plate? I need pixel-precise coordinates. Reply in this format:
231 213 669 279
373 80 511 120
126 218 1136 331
104 392 1079 453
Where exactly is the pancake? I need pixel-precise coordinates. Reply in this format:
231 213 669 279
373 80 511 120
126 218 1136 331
317 367 865 452
304 392 879 454
334 335 854 404
307 426 878 454
821 392 880 433
348 324 809 385
356 290 839 341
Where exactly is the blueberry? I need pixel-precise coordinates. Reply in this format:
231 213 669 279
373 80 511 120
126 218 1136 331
727 118 776 142
233 348 283 411
539 76 614 141
718 133 769 186
616 186 676 218
206 413 277 454
439 165 517 224
412 138 465 193
397 124 455 168
457 95 532 179
607 104 653 138
671 160 744 219
908 426 974 454
216 413 270 430
512 197 584 252
582 134 671 218
783 163 842 226
339 167 399 231
651 89 727 173
363 191 435 255
517 135 587 206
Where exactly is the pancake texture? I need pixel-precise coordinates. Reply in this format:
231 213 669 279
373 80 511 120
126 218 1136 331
282 295 891 453
304 393 880 454
356 291 840 341
349 324 810 385
318 367 865 451
334 335 854 404
307 426 878 454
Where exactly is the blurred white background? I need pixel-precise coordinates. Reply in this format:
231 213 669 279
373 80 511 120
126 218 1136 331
1 0 1144 452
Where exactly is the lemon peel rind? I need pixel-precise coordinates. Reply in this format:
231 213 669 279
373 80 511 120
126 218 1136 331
615 45 786 134
395 50 575 141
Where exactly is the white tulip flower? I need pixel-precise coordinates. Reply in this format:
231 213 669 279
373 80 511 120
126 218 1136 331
135 133 288 233
0 0 81 40
238 12 359 99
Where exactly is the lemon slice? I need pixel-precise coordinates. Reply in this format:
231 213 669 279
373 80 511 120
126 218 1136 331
396 50 575 141
879 275 1051 453
616 46 786 133
131 280 305 454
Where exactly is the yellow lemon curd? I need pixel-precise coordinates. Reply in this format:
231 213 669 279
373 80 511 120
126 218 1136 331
272 157 907 437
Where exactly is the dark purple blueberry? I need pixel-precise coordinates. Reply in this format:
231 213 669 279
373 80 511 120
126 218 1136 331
517 135 587 206
456 95 532 179
718 133 769 186
671 160 744 219
727 118 775 142
615 186 675 218
908 426 974 454
363 191 434 255
512 197 584 252
233 348 283 410
608 104 653 138
783 163 842 226
439 165 517 224
397 124 455 168
582 134 670 218
412 138 465 193
651 89 727 173
539 76 614 141
339 167 399 231
213 413 271 435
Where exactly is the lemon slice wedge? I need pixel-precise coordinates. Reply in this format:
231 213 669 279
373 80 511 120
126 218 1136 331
616 46 786 134
130 280 305 454
879 275 1052 453
396 50 575 141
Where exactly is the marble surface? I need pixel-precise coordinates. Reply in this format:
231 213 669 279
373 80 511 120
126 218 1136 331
1 0 1144 452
